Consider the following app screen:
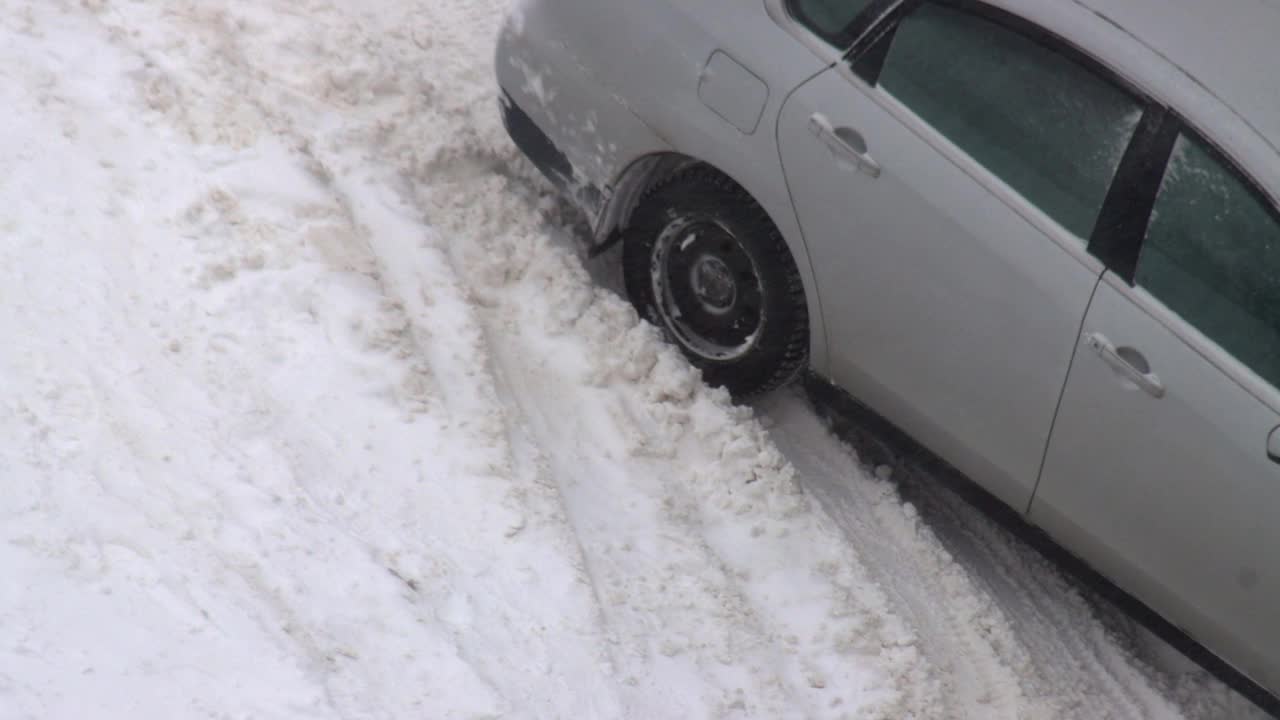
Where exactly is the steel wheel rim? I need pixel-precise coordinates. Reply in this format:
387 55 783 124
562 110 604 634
649 216 765 362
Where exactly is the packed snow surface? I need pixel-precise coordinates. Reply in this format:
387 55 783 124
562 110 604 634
0 0 1267 718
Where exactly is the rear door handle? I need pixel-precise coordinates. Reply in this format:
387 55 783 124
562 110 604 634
809 113 882 179
1086 333 1165 399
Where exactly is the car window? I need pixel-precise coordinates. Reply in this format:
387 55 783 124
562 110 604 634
875 2 1143 240
1136 134 1280 387
789 0 875 46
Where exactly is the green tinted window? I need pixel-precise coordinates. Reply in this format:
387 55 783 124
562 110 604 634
789 0 874 45
878 3 1142 239
1136 135 1280 386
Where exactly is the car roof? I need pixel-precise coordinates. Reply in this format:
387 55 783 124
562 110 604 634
1069 0 1280 152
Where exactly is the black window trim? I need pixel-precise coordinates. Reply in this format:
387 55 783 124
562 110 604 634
1111 118 1280 403
1087 105 1180 282
846 0 1155 103
845 0 1171 267
785 0 902 51
1107 114 1280 287
846 0 920 83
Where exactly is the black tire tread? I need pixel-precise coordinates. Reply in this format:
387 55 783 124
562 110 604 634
621 166 809 399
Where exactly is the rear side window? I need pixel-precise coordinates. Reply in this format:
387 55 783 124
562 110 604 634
1136 134 1280 387
789 0 875 46
874 2 1143 240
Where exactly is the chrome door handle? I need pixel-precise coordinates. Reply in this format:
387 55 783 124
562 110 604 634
808 113 882 179
1086 333 1165 399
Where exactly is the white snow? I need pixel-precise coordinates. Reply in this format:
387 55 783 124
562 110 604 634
0 0 1268 719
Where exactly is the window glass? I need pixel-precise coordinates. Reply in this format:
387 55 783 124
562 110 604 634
877 3 1142 239
1136 134 1280 386
789 0 874 46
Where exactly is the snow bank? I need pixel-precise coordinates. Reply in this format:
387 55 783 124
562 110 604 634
0 0 1265 719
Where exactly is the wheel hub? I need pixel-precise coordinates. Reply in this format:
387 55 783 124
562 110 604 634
690 255 736 313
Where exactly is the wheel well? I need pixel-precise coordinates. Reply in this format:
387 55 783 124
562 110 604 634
594 151 805 249
593 153 696 248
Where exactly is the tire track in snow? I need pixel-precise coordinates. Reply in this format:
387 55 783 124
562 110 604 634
0 4 510 718
222 1 949 716
73 1 628 716
435 150 941 719
347 3 959 717
763 390 1270 720
52 0 1274 718
760 394 1052 719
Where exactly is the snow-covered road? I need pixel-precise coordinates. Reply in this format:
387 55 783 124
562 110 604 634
0 1 1267 718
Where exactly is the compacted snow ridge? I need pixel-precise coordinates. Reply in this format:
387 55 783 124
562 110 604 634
0 1 1268 718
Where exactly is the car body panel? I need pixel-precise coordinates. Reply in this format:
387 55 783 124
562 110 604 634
698 51 770 135
496 0 1280 702
1033 272 1280 692
495 1 671 205
777 64 1103 512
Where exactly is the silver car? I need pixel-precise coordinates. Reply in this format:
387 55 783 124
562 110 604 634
496 0 1280 706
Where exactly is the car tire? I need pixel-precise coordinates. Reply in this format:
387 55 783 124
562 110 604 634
622 167 809 399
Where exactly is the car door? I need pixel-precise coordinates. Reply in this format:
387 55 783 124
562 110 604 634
1032 130 1280 692
776 0 1143 510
